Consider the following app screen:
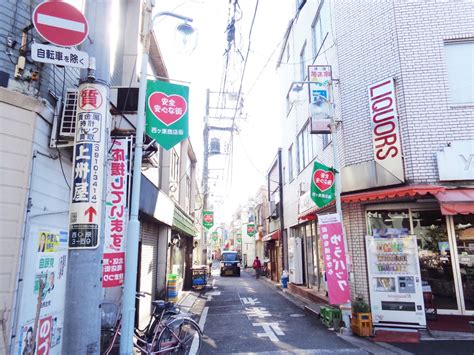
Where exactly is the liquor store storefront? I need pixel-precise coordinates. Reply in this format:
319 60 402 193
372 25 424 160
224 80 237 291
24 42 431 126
344 186 474 317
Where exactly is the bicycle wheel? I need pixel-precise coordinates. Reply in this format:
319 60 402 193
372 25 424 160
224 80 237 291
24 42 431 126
155 318 202 354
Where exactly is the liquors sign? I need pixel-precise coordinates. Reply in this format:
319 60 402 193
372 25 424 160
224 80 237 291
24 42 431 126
368 78 404 182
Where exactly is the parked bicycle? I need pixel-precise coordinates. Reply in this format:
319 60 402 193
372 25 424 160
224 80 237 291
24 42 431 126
101 291 202 354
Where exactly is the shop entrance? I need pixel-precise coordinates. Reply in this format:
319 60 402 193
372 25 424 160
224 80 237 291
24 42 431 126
367 206 474 316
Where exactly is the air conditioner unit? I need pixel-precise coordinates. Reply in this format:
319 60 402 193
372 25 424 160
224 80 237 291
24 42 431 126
50 89 77 148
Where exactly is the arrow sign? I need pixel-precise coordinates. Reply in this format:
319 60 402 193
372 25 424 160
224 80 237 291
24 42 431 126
84 206 97 223
33 1 89 47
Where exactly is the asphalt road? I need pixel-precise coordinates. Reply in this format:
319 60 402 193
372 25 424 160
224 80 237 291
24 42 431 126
198 266 366 354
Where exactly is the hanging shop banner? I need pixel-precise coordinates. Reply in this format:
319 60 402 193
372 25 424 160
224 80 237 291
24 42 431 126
146 80 189 150
318 213 350 305
247 223 256 237
203 211 214 230
211 231 218 242
366 234 426 327
311 161 336 208
69 82 108 249
102 137 131 288
15 228 69 355
308 65 332 105
368 78 404 182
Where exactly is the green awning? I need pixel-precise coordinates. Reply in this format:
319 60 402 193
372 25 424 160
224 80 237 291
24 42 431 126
172 205 197 237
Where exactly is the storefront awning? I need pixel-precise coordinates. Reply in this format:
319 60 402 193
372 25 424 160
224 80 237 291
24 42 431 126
341 184 445 203
298 200 336 222
263 230 280 242
434 189 474 215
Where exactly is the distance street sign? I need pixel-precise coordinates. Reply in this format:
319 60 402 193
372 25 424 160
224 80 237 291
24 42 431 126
32 1 89 47
31 43 88 68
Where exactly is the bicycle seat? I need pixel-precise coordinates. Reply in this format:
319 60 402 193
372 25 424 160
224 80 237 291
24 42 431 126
152 300 173 310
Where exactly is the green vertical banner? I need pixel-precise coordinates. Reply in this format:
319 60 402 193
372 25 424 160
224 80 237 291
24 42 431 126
211 231 218 242
247 223 256 237
310 161 336 208
203 211 214 230
146 80 189 150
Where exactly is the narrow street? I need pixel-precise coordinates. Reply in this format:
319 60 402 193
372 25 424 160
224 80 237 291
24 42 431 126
196 263 365 354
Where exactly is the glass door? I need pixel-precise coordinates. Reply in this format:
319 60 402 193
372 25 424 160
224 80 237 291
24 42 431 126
452 214 474 314
412 210 459 312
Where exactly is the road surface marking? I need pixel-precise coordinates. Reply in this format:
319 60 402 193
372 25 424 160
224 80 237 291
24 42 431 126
245 307 271 318
252 322 285 342
240 297 260 305
189 306 208 355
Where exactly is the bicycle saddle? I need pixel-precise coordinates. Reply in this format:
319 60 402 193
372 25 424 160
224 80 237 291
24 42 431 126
152 300 174 310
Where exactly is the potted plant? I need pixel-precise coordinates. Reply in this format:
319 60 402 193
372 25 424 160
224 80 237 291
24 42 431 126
351 296 372 336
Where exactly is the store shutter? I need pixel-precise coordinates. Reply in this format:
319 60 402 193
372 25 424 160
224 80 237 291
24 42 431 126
137 221 159 329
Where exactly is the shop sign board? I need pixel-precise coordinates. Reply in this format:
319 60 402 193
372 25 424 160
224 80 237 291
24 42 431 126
318 213 350 305
247 223 256 237
69 83 107 249
32 43 88 68
365 234 426 327
368 78 404 182
308 65 332 134
14 228 69 355
103 137 131 287
437 140 474 181
146 80 189 150
311 161 336 208
203 211 214 229
32 1 89 47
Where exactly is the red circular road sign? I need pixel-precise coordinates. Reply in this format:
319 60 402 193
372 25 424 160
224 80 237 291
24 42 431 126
32 1 89 47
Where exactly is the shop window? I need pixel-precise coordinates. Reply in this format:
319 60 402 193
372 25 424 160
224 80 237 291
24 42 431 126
453 214 474 311
412 210 458 310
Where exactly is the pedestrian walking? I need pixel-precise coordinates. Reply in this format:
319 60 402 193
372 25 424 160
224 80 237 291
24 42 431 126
252 256 262 279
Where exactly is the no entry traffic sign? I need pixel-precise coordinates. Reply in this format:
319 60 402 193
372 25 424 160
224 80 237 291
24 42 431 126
32 1 89 47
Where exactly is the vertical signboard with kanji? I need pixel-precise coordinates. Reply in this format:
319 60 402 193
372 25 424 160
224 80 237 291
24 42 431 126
102 137 131 287
15 228 69 354
69 83 107 249
310 161 335 208
317 213 350 305
308 65 333 134
146 80 189 150
203 211 214 230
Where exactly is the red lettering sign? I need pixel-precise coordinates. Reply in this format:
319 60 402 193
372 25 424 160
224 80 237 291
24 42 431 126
37 316 52 355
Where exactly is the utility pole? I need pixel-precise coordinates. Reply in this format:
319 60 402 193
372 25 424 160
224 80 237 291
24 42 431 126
64 0 113 353
201 89 243 264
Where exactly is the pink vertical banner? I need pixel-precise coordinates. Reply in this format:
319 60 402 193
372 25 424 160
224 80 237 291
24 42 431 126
318 213 350 305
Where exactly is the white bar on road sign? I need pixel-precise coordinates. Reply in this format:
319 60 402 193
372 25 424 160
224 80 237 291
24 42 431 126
37 13 85 33
32 43 88 69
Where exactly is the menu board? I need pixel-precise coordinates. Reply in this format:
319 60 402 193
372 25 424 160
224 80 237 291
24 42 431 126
366 235 426 328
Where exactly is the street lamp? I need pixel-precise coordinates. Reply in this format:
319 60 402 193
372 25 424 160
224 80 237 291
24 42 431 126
120 2 195 353
288 80 352 330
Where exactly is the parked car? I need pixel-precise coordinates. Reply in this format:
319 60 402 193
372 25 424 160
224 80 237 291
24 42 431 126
220 251 241 277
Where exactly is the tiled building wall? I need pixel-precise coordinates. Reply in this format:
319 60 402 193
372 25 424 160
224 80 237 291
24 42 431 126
334 1 474 183
342 203 369 303
394 1 474 184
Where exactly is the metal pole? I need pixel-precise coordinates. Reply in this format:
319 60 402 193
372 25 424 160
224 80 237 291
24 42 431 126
63 1 112 353
119 1 151 351
120 5 194 353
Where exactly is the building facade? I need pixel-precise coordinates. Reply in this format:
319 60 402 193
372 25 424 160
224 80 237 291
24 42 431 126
277 0 474 322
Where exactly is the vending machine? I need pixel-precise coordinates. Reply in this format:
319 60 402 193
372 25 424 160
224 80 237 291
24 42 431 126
365 234 426 328
288 236 304 284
